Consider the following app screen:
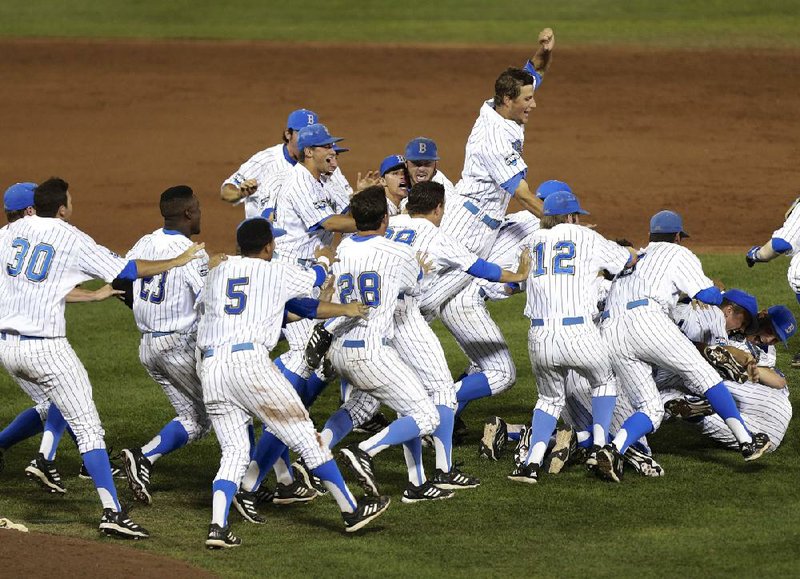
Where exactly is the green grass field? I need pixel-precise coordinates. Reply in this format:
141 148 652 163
1 0 800 47
0 254 798 577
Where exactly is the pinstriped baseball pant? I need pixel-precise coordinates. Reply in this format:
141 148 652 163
201 345 332 484
139 333 210 441
14 375 51 420
0 336 106 454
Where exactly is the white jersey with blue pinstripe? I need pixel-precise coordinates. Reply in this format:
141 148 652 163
223 143 296 218
524 224 630 320
197 256 317 352
771 196 800 255
0 215 128 337
332 235 420 349
670 303 728 346
604 242 714 316
476 210 540 300
126 229 209 334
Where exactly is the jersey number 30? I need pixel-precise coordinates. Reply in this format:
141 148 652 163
6 238 55 282
532 240 576 276
338 272 381 306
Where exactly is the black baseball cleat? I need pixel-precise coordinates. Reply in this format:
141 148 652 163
741 432 772 462
99 508 149 540
342 495 391 532
25 453 66 494
272 479 318 505
664 397 713 420
623 446 665 477
547 425 576 474
205 523 241 549
594 445 624 483
121 448 153 505
431 465 480 490
340 444 380 497
585 444 603 470
478 416 508 461
508 462 540 484
292 459 328 495
304 322 333 370
254 485 275 504
513 426 531 468
402 481 455 503
79 449 126 480
353 412 391 435
232 490 266 524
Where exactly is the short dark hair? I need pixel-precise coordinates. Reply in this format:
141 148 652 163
34 177 69 218
351 186 387 231
5 209 27 224
237 218 274 256
407 181 445 215
493 67 535 108
160 185 195 220
649 232 678 243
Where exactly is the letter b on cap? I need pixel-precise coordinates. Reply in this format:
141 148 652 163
418 143 427 154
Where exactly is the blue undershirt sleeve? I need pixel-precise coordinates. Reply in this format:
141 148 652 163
117 260 138 281
467 259 503 282
285 297 320 320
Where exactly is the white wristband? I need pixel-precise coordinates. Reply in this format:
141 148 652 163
317 256 331 268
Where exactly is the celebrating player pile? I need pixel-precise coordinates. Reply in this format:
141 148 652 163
1 25 795 550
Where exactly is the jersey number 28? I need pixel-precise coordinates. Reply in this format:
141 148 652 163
338 272 381 306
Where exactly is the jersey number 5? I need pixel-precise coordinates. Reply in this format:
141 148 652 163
532 240 576 276
225 277 249 315
338 272 381 306
6 238 55 282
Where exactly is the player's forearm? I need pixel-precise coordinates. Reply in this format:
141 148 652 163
220 183 244 203
65 287 100 303
320 215 358 233
514 181 543 217
133 257 187 278
756 367 787 389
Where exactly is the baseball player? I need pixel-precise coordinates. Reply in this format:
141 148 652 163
116 185 213 506
745 195 800 366
403 138 455 197
596 211 772 482
197 217 388 548
0 182 123 492
507 191 636 483
221 108 319 218
0 177 204 538
380 154 409 216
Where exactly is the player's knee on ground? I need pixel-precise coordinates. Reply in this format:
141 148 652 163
345 391 382 428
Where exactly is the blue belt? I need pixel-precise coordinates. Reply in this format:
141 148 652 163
463 201 501 230
149 331 174 338
0 332 44 341
342 338 389 348
626 299 650 310
600 311 610 320
203 342 254 359
531 316 584 327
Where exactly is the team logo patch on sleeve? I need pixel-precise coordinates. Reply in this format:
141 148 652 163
504 152 520 167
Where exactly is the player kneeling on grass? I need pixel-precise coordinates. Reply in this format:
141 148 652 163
197 217 390 549
666 305 795 453
507 191 637 484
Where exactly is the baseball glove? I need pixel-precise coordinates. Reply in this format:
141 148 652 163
702 345 749 383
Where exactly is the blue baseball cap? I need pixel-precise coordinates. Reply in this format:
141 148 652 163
297 123 343 151
722 288 759 334
333 144 349 154
542 191 589 216
287 109 319 131
380 155 406 177
405 137 439 162
650 210 689 238
767 305 796 346
536 179 572 200
4 182 36 211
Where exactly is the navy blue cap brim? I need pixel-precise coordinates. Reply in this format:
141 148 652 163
272 226 287 238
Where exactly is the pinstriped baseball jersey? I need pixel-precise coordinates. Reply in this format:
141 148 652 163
273 164 343 264
332 234 420 349
223 143 296 218
197 256 318 351
670 303 728 346
525 224 630 320
475 210 540 300
604 242 714 316
125 229 209 334
431 170 456 198
318 168 353 247
771 196 800 254
0 215 128 337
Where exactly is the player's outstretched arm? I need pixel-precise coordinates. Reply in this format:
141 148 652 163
65 284 125 303
318 301 370 320
499 247 531 283
319 214 358 233
220 179 258 203
530 28 555 76
130 242 206 279
513 179 544 217
746 240 788 267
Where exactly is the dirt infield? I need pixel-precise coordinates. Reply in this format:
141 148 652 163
0 529 216 578
2 39 799 255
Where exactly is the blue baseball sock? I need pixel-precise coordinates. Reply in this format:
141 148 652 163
241 430 289 492
211 479 238 527
300 372 328 407
432 405 454 472
311 459 357 512
525 409 558 466
340 378 353 404
591 395 617 447
0 407 43 450
508 431 522 442
275 357 306 392
321 408 354 449
247 423 256 460
403 438 425 486
612 412 654 454
456 373 492 404
83 448 121 511
142 419 189 463
705 382 751 443
40 404 68 460
361 416 421 455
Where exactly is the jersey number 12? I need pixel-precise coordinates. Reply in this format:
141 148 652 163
532 240 576 276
